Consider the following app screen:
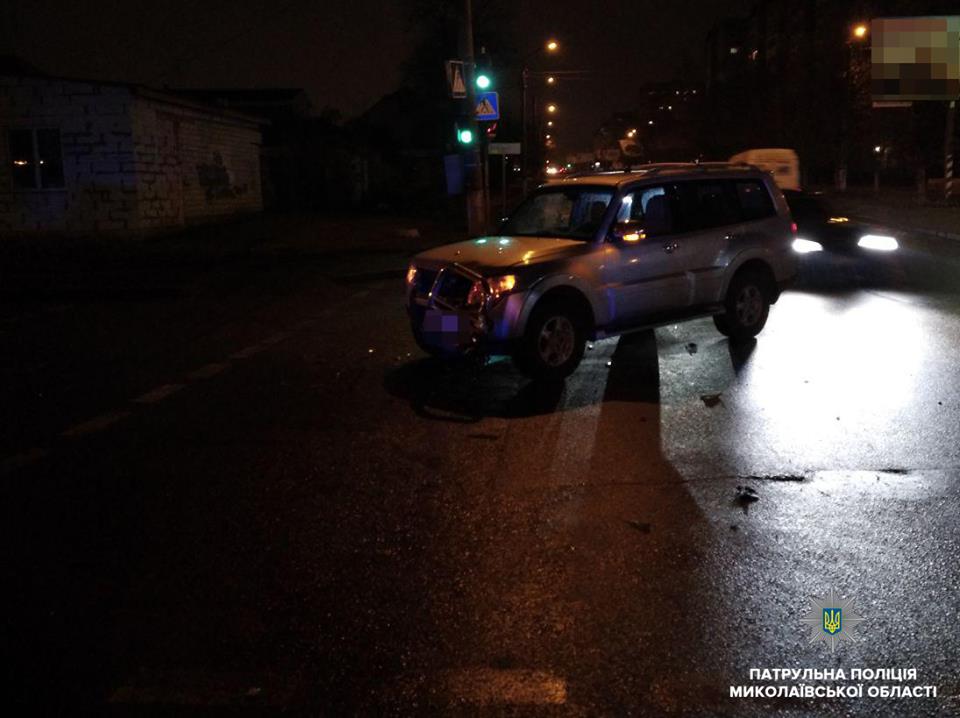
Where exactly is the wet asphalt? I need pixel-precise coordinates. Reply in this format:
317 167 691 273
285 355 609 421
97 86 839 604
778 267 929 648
3 226 960 716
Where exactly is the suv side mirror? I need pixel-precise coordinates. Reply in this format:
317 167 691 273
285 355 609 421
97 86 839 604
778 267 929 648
609 220 646 243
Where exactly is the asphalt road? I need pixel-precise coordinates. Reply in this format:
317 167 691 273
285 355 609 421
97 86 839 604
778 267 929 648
3 223 960 716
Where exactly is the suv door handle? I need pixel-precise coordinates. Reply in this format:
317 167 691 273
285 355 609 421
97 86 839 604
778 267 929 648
662 241 679 254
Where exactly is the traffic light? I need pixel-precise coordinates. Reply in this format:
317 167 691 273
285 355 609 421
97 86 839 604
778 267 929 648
457 127 474 145
476 49 493 90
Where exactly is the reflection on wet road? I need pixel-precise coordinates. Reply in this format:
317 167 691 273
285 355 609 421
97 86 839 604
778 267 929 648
5 232 960 715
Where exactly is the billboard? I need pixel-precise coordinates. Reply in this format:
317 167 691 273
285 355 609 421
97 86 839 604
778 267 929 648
871 16 960 101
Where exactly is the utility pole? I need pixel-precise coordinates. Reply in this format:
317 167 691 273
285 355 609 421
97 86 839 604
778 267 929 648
521 66 529 196
946 99 956 202
462 0 485 235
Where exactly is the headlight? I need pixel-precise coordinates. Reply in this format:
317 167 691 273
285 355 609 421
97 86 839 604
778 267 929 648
486 274 517 297
792 238 823 254
466 280 486 307
858 234 898 251
405 264 417 285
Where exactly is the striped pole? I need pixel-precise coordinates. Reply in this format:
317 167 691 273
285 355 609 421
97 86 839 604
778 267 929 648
946 100 956 201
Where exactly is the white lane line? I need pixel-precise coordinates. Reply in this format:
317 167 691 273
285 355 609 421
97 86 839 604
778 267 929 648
133 383 185 404
187 363 230 380
261 331 291 345
229 345 265 359
0 447 48 476
441 668 567 706
61 410 132 437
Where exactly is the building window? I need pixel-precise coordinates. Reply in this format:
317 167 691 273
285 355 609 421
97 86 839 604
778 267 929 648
8 129 65 190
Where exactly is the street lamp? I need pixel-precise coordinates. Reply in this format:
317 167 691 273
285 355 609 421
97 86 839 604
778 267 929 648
547 104 557 113
546 76 555 85
852 23 868 40
522 39 561 193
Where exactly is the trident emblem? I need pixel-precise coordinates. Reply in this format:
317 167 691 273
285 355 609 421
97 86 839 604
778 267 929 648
823 608 842 635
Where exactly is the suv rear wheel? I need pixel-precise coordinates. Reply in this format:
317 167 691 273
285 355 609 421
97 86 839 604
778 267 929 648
713 270 771 340
513 299 587 381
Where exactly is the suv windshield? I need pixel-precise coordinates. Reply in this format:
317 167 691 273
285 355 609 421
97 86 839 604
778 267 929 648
501 186 614 240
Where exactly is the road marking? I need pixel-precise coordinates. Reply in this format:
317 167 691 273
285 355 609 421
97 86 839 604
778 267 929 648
0 447 48 476
109 672 296 707
229 345 265 359
133 383 185 404
61 410 132 437
261 331 291 345
187 363 230 380
441 668 567 705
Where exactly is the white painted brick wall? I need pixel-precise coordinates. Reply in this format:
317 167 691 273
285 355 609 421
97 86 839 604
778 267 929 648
1 75 263 235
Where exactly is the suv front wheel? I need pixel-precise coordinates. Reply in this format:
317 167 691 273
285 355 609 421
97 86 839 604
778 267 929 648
713 270 771 340
513 299 587 381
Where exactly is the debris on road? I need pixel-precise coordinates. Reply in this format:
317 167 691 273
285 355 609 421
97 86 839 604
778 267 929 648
701 393 723 407
734 485 760 510
686 342 698 355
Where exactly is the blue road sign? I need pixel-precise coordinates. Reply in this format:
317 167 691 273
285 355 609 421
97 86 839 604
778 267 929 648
474 92 500 121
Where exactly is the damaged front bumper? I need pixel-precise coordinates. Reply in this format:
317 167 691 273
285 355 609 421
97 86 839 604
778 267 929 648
406 264 518 357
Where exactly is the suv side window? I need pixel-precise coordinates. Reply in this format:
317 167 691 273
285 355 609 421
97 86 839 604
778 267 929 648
678 180 741 230
734 179 776 221
617 184 677 237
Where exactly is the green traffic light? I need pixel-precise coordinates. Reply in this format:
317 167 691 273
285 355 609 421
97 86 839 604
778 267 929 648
476 74 491 90
458 128 474 144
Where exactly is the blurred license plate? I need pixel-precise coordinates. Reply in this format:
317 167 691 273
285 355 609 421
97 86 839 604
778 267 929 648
423 310 462 334
421 309 474 353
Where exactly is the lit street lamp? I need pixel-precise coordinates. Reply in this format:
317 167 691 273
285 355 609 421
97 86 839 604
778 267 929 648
522 39 561 193
547 104 557 114
852 23 868 40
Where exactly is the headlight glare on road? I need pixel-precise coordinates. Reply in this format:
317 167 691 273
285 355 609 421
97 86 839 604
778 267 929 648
405 264 417 285
858 234 898 251
792 238 823 254
486 274 517 297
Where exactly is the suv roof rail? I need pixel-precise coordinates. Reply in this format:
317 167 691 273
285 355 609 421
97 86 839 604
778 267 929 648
623 161 760 175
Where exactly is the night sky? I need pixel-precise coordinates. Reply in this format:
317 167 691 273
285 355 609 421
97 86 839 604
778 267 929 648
5 0 751 153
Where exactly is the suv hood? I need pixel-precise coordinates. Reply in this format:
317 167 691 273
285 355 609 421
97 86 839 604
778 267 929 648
414 236 588 273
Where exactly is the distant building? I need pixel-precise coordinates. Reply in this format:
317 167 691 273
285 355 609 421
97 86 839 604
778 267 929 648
0 59 264 235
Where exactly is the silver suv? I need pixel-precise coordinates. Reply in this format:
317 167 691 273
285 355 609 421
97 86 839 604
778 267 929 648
405 163 797 380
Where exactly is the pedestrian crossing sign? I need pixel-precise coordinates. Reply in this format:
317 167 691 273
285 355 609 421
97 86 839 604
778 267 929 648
446 60 466 99
474 92 499 121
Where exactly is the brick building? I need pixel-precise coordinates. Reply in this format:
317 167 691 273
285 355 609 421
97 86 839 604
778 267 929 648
0 62 264 235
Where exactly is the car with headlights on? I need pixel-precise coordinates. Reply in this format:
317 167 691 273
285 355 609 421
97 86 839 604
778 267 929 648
784 190 900 256
405 163 798 380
